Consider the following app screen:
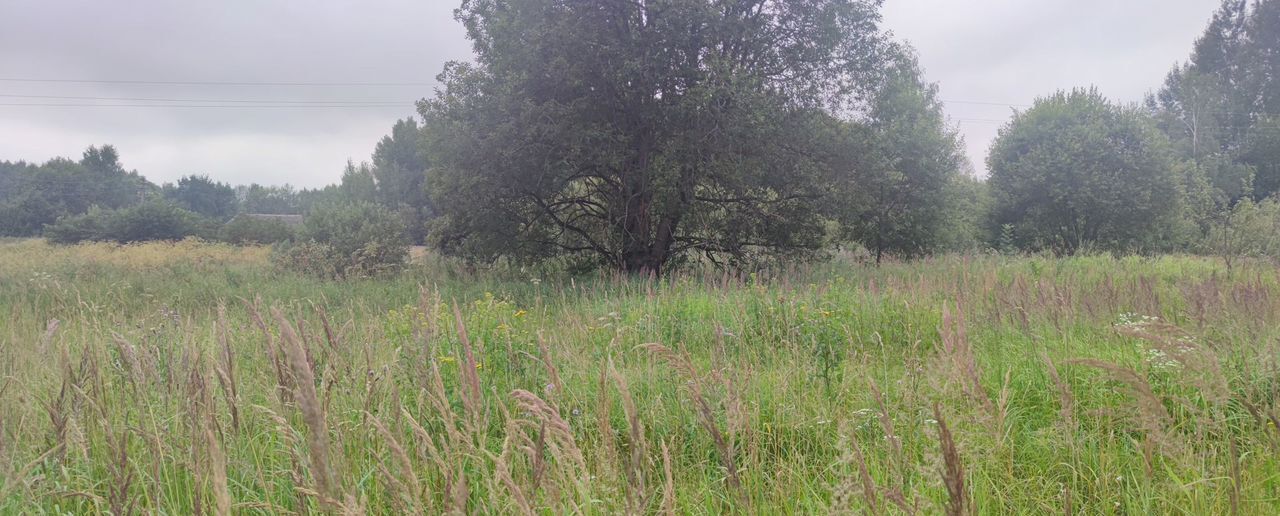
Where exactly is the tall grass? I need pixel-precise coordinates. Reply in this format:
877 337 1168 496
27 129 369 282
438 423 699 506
1 239 1279 512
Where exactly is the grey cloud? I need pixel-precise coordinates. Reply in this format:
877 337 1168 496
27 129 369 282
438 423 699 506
1 0 1222 185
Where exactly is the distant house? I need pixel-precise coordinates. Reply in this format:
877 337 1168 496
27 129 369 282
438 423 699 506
232 213 305 227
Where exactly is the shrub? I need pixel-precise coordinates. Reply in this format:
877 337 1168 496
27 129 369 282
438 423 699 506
103 199 200 243
273 201 408 278
1202 196 1280 269
220 215 296 245
44 206 109 244
44 200 203 244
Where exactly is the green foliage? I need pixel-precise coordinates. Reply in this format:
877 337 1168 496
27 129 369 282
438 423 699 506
219 215 296 245
1203 196 1280 264
43 206 110 245
43 199 203 244
1151 0 1280 201
989 89 1183 254
273 201 409 278
0 146 154 237
105 199 202 243
832 47 968 261
372 118 432 244
423 0 888 274
163 174 238 220
236 183 303 214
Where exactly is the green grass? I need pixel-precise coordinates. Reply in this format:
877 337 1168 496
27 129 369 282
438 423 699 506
1 238 1278 514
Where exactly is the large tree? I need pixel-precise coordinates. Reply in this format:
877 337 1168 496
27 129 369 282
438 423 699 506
422 0 886 274
163 174 238 220
989 89 1183 254
834 47 967 262
0 146 153 237
371 118 432 244
1151 0 1280 201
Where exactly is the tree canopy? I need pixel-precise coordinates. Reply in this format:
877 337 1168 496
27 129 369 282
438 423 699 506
989 89 1182 254
423 0 889 274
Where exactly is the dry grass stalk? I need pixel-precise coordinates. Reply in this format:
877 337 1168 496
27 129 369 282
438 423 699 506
1068 359 1181 457
401 408 451 514
214 304 240 432
1229 439 1241 515
1041 352 1075 431
369 413 420 513
933 404 971 516
38 318 59 355
510 389 587 475
831 421 880 516
185 349 232 516
243 297 293 403
595 364 619 481
110 332 145 391
492 403 536 516
660 439 676 516
940 303 997 418
452 303 484 429
537 332 564 406
868 379 905 486
608 359 649 513
1116 321 1229 406
104 425 139 516
271 307 338 506
256 404 311 512
638 343 746 507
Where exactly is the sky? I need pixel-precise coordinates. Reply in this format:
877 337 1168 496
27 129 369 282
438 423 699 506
0 0 1221 187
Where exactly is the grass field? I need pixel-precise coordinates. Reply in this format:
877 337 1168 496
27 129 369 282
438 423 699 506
1 238 1279 514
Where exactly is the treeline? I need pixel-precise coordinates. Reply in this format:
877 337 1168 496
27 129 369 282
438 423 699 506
0 118 430 244
4 0 1280 276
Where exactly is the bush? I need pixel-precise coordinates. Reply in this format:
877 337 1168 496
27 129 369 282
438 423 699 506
44 206 109 244
44 200 202 244
104 199 200 243
219 215 296 245
1202 197 1280 269
272 202 408 278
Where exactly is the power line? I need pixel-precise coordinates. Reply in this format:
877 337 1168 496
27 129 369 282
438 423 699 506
0 77 433 87
0 93 417 105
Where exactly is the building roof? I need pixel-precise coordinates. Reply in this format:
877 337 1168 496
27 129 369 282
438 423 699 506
234 213 305 226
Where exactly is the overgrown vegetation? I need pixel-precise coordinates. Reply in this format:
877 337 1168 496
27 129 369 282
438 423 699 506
2 240 1279 513
272 201 409 279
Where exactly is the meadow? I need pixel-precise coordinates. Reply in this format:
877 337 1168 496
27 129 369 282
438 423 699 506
1 238 1278 514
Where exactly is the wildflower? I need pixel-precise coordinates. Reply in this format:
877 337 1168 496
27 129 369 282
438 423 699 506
514 309 528 318
439 356 456 364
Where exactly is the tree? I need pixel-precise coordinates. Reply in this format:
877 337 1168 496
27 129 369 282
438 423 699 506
237 184 302 214
988 89 1183 254
163 174 238 220
337 161 378 204
80 145 147 210
834 47 966 262
423 0 887 274
0 146 156 237
371 118 432 244
1150 0 1280 201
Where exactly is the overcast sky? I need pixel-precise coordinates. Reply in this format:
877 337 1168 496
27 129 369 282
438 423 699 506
0 0 1219 187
